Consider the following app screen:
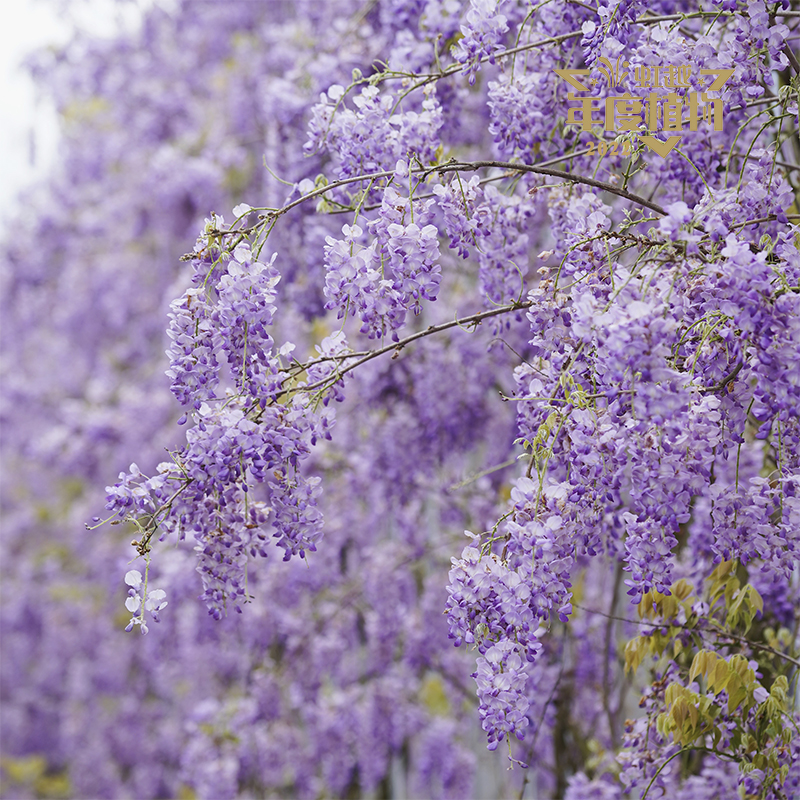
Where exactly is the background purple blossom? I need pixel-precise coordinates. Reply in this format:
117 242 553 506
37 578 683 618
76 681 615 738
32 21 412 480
1 1 799 798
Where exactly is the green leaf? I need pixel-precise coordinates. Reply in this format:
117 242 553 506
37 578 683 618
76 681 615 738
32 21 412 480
689 651 707 684
711 659 730 694
728 681 748 714
624 636 646 674
420 673 451 717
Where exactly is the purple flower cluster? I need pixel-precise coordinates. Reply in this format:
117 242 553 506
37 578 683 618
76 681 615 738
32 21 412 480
708 476 800 579
580 0 642 63
432 175 480 259
370 166 443 312
166 223 283 412
488 67 561 163
105 388 332 618
304 85 442 178
269 469 323 561
213 243 281 405
382 219 442 314
692 152 795 242
446 474 583 750
166 291 219 409
445 542 540 750
504 478 576 623
323 222 406 338
165 215 226 408
472 640 530 749
717 1 790 105
323 168 443 337
193 503 260 619
452 0 509 85
105 461 161 520
104 208 338 621
446 543 545 662
473 185 533 306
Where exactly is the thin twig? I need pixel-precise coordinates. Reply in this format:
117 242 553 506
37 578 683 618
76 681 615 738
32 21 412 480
301 300 533 393
699 360 744 394
201 155 665 257
437 159 666 216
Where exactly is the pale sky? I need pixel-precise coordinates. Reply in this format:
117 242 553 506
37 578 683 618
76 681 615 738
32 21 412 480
0 0 66 216
0 0 150 217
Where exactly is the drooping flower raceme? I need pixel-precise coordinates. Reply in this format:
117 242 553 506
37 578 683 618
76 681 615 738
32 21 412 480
106 216 334 620
453 0 509 84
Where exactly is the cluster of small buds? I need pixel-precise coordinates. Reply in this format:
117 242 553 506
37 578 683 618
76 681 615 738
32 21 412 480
194 518 253 620
124 569 168 634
